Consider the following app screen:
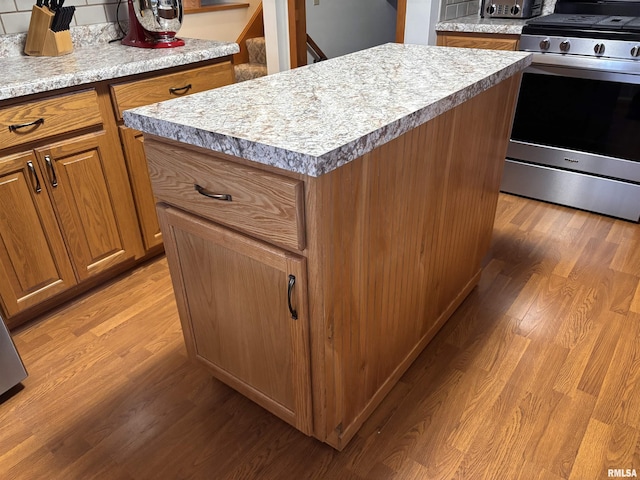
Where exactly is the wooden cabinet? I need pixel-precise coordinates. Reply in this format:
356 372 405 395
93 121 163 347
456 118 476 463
0 152 77 317
111 61 235 252
436 31 520 50
0 57 235 326
119 127 163 250
158 205 312 434
34 132 138 281
0 86 143 325
142 72 523 450
146 137 312 433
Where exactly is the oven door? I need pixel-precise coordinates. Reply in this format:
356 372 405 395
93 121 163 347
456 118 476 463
503 54 640 221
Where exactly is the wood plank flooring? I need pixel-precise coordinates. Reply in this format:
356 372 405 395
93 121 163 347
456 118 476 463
2 193 640 479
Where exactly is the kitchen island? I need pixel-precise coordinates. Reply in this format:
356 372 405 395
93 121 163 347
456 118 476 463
124 43 532 450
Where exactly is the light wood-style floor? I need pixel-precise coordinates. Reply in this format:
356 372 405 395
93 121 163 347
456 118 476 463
2 193 640 479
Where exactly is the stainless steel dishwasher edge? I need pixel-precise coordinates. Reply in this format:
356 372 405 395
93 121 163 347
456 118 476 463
0 316 27 396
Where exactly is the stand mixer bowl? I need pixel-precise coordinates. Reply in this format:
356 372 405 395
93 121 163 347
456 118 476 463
122 0 185 48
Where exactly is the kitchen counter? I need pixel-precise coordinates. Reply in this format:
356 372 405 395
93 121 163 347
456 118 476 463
436 14 528 35
0 29 238 101
124 43 531 177
131 41 531 449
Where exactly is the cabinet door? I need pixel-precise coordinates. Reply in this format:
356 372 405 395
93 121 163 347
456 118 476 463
119 126 162 251
35 131 137 281
0 152 77 316
158 205 313 435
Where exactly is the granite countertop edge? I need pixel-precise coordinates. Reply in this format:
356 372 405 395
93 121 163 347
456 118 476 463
435 14 527 35
0 38 239 102
124 49 533 178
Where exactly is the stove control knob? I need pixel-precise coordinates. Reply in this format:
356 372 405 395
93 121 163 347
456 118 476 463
559 40 571 52
511 4 521 15
631 46 640 57
539 39 550 51
594 43 605 55
487 4 496 14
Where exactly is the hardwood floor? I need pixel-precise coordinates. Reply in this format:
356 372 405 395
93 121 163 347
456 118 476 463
2 193 640 479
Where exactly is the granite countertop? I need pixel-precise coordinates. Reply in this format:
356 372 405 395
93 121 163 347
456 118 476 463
435 14 528 35
124 43 532 178
0 36 239 101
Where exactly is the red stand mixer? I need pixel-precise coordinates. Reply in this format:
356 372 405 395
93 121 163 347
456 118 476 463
122 0 185 48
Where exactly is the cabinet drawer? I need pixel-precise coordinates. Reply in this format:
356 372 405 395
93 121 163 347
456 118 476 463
110 62 234 120
0 89 102 150
144 139 306 252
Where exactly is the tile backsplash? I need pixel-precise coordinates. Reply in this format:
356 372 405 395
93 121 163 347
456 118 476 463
0 0 124 35
441 0 481 21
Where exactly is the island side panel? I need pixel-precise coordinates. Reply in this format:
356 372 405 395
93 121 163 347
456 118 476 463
307 74 523 450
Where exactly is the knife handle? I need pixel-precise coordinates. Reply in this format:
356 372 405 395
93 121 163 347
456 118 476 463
9 117 44 132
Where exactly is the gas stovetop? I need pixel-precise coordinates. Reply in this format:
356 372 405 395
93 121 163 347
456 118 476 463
521 4 640 59
523 14 640 37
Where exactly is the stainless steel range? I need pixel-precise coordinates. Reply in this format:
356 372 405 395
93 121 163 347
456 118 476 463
501 0 640 221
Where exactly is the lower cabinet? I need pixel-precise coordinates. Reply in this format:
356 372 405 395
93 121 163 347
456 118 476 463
119 126 163 251
0 151 77 316
0 131 139 317
35 131 139 281
157 204 313 435
436 31 520 50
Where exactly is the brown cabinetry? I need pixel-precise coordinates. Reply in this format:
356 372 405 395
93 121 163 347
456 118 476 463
436 31 520 50
146 137 312 433
0 90 140 319
111 61 235 253
158 205 312 434
142 72 523 450
0 58 235 327
0 151 77 316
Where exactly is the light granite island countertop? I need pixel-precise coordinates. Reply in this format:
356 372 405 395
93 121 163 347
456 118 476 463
126 42 533 451
124 43 531 176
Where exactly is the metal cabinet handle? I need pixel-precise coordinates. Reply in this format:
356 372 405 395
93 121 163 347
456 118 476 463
44 155 58 188
287 274 298 320
9 117 44 132
194 184 232 201
26 161 42 193
169 84 192 95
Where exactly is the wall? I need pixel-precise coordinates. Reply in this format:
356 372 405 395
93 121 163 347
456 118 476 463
305 0 396 60
404 0 440 46
0 0 120 34
181 0 261 42
0 0 260 40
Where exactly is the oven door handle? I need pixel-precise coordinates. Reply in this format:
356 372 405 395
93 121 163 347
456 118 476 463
527 53 640 84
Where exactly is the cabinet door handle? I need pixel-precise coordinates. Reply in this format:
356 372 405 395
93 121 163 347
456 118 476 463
44 155 58 188
9 117 44 132
26 161 42 193
169 84 192 95
194 184 232 201
288 274 298 320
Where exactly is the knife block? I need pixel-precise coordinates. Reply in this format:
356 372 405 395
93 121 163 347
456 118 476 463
24 5 73 56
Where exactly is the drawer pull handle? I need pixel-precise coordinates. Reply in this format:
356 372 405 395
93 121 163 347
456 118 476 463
169 84 192 95
44 155 58 188
288 274 298 320
27 161 42 193
194 184 232 201
9 117 45 132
